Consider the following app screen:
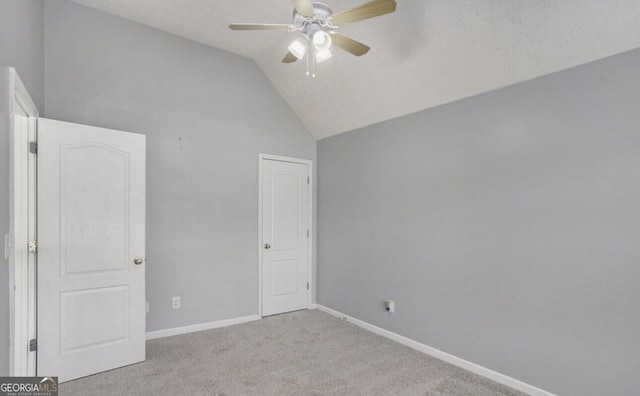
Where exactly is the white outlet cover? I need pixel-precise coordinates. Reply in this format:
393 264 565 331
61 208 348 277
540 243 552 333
385 300 395 313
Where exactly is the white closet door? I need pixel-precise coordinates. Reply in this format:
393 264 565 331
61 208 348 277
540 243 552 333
262 159 310 316
37 118 146 382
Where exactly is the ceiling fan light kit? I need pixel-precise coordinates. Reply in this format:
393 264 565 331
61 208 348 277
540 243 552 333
312 30 332 51
288 36 309 59
315 48 333 63
229 0 397 76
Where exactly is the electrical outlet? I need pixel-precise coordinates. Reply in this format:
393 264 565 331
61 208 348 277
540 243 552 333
145 302 149 314
385 300 395 313
172 297 181 309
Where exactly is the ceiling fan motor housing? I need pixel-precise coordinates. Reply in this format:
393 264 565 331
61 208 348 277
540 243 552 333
293 2 334 35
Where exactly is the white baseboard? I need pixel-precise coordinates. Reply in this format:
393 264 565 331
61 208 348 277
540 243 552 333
314 304 555 396
146 314 260 340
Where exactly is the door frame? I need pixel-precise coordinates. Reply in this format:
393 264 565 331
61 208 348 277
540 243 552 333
258 153 313 318
6 67 38 376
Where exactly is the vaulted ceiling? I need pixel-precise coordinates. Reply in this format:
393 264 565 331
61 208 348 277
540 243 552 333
70 0 640 139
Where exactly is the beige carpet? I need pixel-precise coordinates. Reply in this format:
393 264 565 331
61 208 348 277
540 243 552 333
60 310 525 395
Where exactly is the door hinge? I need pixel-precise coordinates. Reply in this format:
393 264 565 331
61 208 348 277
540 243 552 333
307 176 309 185
29 338 37 352
307 229 309 238
307 282 309 290
29 141 38 154
28 240 38 253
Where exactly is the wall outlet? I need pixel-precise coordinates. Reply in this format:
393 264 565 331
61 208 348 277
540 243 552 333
172 297 181 309
145 302 150 314
385 300 395 313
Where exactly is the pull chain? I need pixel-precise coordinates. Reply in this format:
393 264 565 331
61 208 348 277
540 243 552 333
312 50 316 78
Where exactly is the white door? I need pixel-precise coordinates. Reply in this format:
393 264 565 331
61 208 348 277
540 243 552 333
261 158 310 316
37 118 146 382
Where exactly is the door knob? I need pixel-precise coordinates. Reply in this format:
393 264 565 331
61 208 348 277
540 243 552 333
134 257 144 265
264 244 271 250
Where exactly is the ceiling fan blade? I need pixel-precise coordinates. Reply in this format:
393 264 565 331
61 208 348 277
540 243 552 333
331 0 397 26
331 33 370 56
294 0 316 18
282 52 299 63
228 24 292 31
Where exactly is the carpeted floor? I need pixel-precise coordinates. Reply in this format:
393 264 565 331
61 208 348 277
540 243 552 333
60 310 525 395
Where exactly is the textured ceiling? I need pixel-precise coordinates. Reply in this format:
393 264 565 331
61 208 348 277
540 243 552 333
70 0 640 139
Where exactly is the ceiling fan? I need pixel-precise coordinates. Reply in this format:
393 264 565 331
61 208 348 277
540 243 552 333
229 0 397 70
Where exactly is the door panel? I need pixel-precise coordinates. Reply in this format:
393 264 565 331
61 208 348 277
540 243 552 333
272 259 300 296
38 118 145 382
262 159 310 316
273 173 301 250
61 143 129 274
60 286 129 352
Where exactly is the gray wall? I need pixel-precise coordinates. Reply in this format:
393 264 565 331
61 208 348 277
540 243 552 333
0 0 44 112
43 0 316 331
318 49 640 396
0 0 44 376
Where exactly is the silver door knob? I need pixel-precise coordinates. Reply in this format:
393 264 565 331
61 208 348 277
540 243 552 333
134 257 144 265
264 244 271 250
